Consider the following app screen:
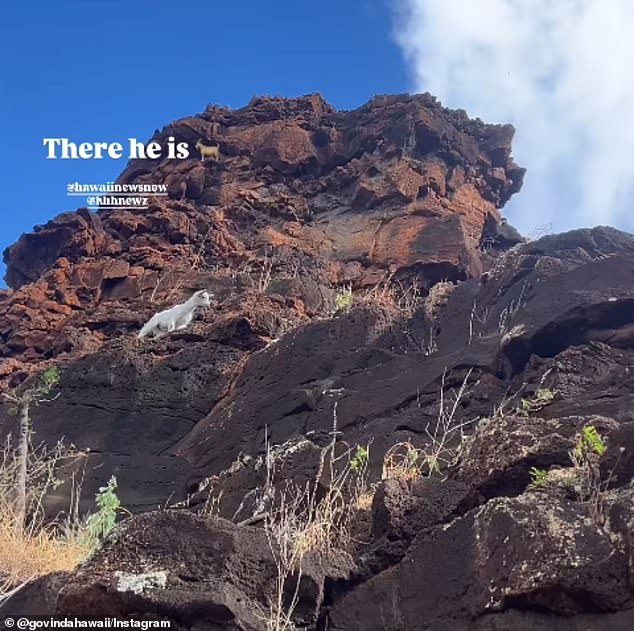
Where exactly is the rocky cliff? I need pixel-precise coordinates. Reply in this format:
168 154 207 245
0 93 524 510
2 93 634 629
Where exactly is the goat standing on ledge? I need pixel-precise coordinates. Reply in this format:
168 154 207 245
195 140 220 162
138 290 212 340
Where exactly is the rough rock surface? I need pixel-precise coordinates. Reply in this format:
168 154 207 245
329 427 634 630
53 511 347 630
0 93 524 509
2 93 634 628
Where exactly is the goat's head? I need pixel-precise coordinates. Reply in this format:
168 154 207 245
192 289 212 307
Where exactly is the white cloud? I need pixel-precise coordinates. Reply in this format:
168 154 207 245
392 0 634 234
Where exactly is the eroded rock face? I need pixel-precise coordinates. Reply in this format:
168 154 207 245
56 512 278 626
9 411 634 629
451 414 619 498
54 511 348 631
330 491 634 630
3 209 108 289
2 93 634 628
0 93 524 509
327 414 634 631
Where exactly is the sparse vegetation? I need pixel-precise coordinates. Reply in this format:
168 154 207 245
421 280 455 355
335 284 354 313
1 367 61 532
423 280 455 321
498 280 529 334
0 516 88 597
381 370 476 481
261 405 370 630
574 425 606 457
517 387 556 416
362 277 423 319
258 249 274 293
201 489 224 517
0 464 127 600
0 368 129 598
382 441 426 480
261 367 478 630
350 445 369 473
568 424 609 524
0 438 91 596
82 476 124 552
526 424 613 525
528 466 549 489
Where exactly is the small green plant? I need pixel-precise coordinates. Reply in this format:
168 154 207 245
41 367 60 390
350 445 369 472
422 454 441 475
575 425 606 457
518 388 556 416
529 425 608 512
528 466 549 489
335 285 354 313
82 476 123 551
568 425 608 523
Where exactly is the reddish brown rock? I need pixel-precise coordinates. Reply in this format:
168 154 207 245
1 93 523 377
4 208 108 288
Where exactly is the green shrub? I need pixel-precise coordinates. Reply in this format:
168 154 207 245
350 445 369 472
528 466 549 489
82 476 122 551
578 425 606 456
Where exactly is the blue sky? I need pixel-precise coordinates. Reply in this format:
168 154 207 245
0 0 408 285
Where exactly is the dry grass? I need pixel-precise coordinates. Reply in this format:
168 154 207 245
423 280 455 321
263 474 356 631
0 438 91 596
382 441 426 481
382 370 476 482
362 278 423 318
257 249 274 293
261 405 367 630
355 488 375 511
0 516 88 587
257 366 478 628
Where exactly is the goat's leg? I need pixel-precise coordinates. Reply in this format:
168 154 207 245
152 321 172 339
175 312 194 331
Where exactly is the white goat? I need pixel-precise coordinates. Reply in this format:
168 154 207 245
138 290 212 340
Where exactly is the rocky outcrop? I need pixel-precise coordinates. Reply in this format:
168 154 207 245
2 93 634 628
1 511 347 630
9 412 634 630
330 488 634 630
0 93 524 510
53 511 348 630
327 411 634 630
